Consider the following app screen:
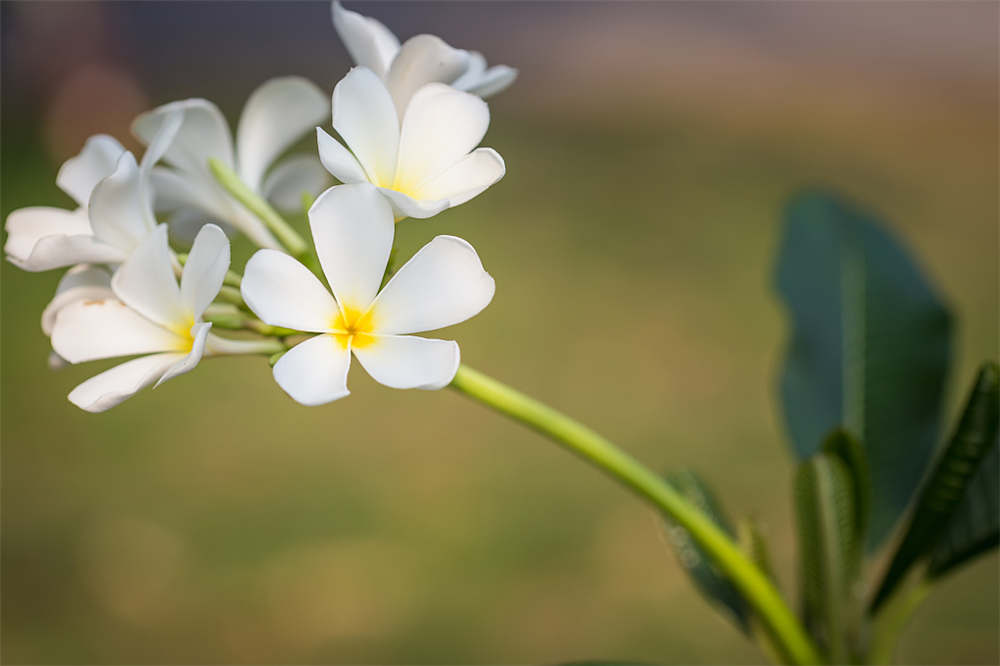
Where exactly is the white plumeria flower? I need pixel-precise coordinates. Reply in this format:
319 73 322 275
241 183 495 406
132 77 330 249
317 67 505 221
332 1 516 114
4 116 178 271
51 223 266 412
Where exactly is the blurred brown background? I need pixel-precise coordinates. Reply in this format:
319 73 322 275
2 2 997 663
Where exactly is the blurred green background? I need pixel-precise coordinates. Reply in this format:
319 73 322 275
2 2 997 663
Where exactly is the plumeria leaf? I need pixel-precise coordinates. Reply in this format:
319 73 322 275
872 363 999 608
775 190 953 549
662 469 750 633
927 438 999 578
794 451 856 663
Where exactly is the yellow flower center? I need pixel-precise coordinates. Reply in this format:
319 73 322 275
331 304 376 350
168 315 197 352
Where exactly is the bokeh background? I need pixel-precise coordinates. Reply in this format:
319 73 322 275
2 2 997 663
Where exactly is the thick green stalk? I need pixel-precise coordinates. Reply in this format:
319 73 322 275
208 158 309 257
449 365 821 665
868 578 931 665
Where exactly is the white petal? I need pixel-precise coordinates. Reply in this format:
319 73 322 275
41 265 113 335
263 154 333 211
451 51 487 90
394 83 489 191
375 187 448 220
180 224 229 319
148 167 218 215
416 147 505 206
139 107 184 175
165 207 236 250
309 184 392 310
154 321 212 387
273 333 351 405
316 128 368 184
88 152 156 253
68 352 185 413
5 206 91 259
241 249 339 332
353 334 459 389
371 235 495 335
150 167 280 249
132 99 235 177
236 77 329 191
460 65 518 98
384 34 470 116
8 232 126 272
111 225 186 327
3 206 105 270
331 1 400 78
51 298 186 363
56 135 126 207
331 67 399 186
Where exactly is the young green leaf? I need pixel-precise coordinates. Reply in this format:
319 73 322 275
662 470 750 633
795 452 857 663
775 190 953 549
822 429 872 564
927 439 999 579
870 362 999 611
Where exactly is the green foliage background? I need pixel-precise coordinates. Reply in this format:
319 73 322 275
2 2 997 663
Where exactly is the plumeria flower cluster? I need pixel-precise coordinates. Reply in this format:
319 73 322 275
5 1 510 412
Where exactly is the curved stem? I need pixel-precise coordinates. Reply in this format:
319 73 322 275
449 364 821 665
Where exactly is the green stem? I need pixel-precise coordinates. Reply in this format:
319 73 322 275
208 158 309 257
867 579 931 665
449 364 822 666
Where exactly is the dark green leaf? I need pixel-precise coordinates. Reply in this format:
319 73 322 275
775 190 953 548
928 436 999 578
795 452 857 663
871 362 999 610
662 470 750 632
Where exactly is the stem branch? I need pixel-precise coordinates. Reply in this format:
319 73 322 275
449 364 821 665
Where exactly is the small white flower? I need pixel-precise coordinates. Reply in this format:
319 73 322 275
51 223 235 412
317 67 505 221
4 116 178 271
241 183 495 406
332 1 517 114
132 77 330 249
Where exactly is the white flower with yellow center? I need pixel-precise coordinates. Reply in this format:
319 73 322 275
241 183 495 405
51 223 261 412
132 77 330 248
4 113 179 271
317 67 505 221
332 1 517 114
